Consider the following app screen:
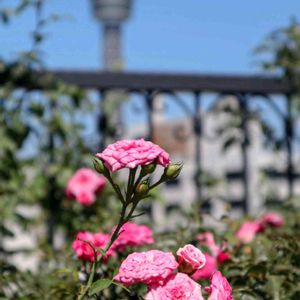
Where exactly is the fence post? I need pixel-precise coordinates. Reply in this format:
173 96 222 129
145 91 154 141
98 89 107 151
239 94 251 214
193 92 203 204
285 93 294 198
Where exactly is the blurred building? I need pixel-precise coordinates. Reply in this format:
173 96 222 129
123 96 300 230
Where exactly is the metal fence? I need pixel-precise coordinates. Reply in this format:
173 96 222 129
9 70 296 214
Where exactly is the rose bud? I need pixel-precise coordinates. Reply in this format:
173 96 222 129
136 179 150 196
93 156 109 176
141 162 157 176
259 212 284 228
163 163 183 180
176 244 206 275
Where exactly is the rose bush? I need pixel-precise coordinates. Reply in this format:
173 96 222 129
113 242 232 299
2 6 300 299
2 137 300 300
70 140 233 300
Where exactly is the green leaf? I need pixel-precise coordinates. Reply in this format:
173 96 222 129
55 268 73 274
89 279 112 296
246 263 267 278
237 289 262 300
111 281 130 293
95 247 106 257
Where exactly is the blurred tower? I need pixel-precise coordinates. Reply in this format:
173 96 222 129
91 0 132 70
91 0 133 147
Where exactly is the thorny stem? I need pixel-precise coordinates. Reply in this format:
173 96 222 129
77 204 128 300
77 168 143 300
126 168 137 203
149 178 164 190
77 162 174 299
133 171 146 192
105 174 125 204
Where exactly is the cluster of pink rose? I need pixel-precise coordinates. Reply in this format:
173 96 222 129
193 232 231 281
114 244 233 299
235 211 284 244
72 222 154 262
72 231 114 262
66 139 171 206
67 139 286 299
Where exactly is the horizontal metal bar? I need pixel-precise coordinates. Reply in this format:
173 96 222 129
46 70 291 94
0 68 291 94
264 169 300 179
227 170 300 180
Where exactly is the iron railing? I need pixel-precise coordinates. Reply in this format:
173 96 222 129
6 70 295 214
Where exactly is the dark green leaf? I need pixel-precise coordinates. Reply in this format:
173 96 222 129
89 279 112 296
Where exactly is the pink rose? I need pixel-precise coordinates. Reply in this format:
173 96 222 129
197 232 231 265
197 232 220 256
206 271 233 300
75 190 95 206
66 168 106 206
217 251 231 264
95 139 170 172
235 221 263 244
146 273 204 300
72 231 95 262
191 253 217 280
176 244 206 274
72 231 114 262
113 222 155 251
259 212 284 228
93 232 115 261
113 250 178 286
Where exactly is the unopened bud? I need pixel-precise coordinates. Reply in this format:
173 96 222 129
141 162 157 176
93 156 109 176
163 163 183 180
136 179 150 196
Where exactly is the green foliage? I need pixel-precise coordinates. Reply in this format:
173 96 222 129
0 3 135 299
0 0 104 291
0 258 80 299
89 279 112 296
255 17 300 112
220 202 300 300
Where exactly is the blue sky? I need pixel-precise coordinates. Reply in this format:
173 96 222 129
1 0 300 74
1 0 298 141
